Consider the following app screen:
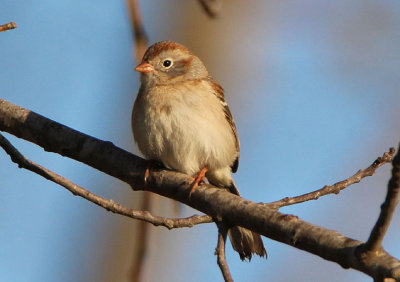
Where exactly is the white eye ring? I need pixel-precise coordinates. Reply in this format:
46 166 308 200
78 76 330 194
161 59 173 69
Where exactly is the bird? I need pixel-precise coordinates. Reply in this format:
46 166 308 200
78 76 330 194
131 41 266 261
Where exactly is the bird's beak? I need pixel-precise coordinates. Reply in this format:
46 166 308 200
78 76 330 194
135 62 154 73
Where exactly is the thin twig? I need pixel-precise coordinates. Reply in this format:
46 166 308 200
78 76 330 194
215 222 233 282
198 0 222 18
267 149 395 210
364 144 400 252
0 132 212 229
0 22 17 32
126 0 148 63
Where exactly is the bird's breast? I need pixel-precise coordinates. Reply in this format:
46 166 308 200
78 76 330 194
132 82 237 176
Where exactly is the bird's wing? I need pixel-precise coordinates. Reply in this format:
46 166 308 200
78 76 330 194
209 77 240 173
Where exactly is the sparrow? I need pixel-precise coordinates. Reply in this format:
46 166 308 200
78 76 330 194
131 41 266 260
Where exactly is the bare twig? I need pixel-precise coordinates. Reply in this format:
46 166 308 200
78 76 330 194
126 0 148 63
267 149 395 210
215 222 233 282
198 0 222 18
0 132 212 229
0 22 17 32
364 144 400 252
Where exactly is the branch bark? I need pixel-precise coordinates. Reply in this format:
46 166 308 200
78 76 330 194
215 222 233 282
0 22 17 32
126 0 148 63
1 98 399 280
268 149 395 210
198 0 222 18
364 143 400 252
0 132 212 229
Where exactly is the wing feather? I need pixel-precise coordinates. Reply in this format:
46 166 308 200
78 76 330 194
208 77 240 172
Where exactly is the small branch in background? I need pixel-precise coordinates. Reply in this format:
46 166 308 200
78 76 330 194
126 1 150 280
215 222 233 282
198 0 222 18
0 22 17 32
0 132 212 229
364 144 400 252
130 192 152 282
126 0 148 63
267 148 395 210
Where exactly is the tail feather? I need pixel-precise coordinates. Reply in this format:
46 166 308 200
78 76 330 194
228 226 267 261
226 181 267 260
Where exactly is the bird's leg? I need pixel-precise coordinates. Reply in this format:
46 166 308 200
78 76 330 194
188 166 208 197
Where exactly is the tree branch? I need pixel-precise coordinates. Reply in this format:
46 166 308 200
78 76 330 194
364 144 400 252
125 2 151 280
0 22 17 32
215 222 233 282
268 149 395 210
198 0 222 18
1 98 400 279
0 132 212 229
126 0 148 63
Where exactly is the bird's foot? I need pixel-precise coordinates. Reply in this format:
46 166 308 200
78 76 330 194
188 166 208 198
144 160 162 184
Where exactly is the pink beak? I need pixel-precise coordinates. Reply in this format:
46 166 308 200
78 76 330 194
135 62 154 73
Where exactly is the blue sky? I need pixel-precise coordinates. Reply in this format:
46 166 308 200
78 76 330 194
1 1 400 281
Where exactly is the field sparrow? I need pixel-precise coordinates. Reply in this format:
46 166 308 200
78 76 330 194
131 41 266 260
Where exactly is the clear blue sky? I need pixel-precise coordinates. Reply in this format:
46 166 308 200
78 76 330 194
1 1 400 281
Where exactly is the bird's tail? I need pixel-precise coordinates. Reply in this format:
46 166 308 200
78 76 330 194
228 226 267 261
226 181 267 261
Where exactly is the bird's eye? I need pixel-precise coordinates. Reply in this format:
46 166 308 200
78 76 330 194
162 59 173 68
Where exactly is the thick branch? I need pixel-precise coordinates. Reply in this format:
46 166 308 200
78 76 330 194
268 149 395 210
364 144 400 252
1 99 400 279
